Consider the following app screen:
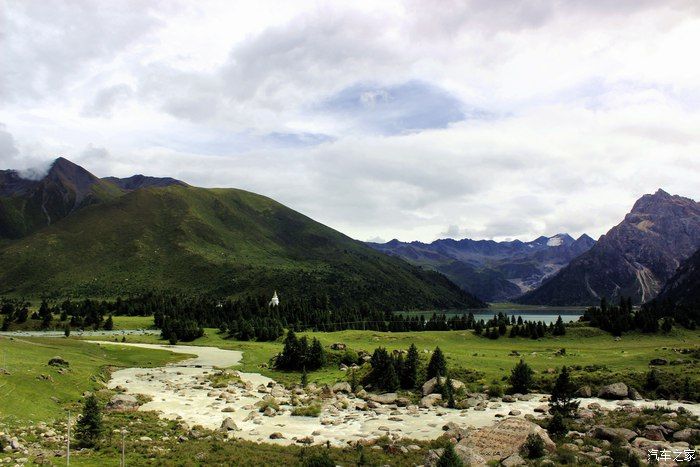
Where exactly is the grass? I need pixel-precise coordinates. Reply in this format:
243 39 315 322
84 325 700 391
0 336 186 424
0 185 479 309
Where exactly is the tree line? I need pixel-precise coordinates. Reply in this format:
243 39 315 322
582 296 687 336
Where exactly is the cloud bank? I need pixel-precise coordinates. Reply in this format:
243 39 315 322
1 0 699 242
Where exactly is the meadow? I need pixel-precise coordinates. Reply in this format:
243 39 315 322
0 336 186 424
98 317 700 393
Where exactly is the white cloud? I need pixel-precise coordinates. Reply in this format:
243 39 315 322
1 0 699 243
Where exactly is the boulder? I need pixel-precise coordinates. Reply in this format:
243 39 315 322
442 422 472 441
642 426 665 441
422 376 465 396
628 387 643 400
649 358 668 365
591 426 637 442
672 428 700 442
395 397 411 407
220 418 239 431
420 394 442 408
106 394 139 411
576 386 592 397
330 343 346 350
598 382 628 399
501 453 526 466
269 432 285 439
368 393 398 405
331 382 352 394
458 418 555 461
48 356 69 367
424 445 487 467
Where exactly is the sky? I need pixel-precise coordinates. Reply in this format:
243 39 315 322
1 0 700 243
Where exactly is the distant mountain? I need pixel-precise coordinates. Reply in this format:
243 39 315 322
517 190 700 306
0 158 485 310
103 174 187 190
0 157 121 238
645 247 700 325
367 233 595 301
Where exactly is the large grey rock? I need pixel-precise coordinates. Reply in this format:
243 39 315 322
673 428 700 442
368 393 398 405
628 387 643 400
424 445 487 467
106 394 139 411
422 376 465 396
48 356 69 367
420 394 442 408
332 382 352 394
459 417 555 461
598 382 628 399
501 453 526 466
576 386 592 397
220 418 239 431
592 426 637 442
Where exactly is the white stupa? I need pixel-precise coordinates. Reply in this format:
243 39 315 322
269 291 279 307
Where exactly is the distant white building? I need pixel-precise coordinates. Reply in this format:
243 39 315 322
269 291 279 307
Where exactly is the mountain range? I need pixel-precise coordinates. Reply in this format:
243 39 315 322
367 233 595 301
0 158 485 310
517 189 700 305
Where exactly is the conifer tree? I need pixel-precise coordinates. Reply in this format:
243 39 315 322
104 314 114 331
549 366 579 418
437 443 463 467
76 394 103 448
402 344 419 389
427 346 447 380
509 359 533 394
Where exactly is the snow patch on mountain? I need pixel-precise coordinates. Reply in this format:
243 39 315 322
547 235 563 247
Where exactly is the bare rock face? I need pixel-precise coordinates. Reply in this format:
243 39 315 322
458 417 556 462
518 189 700 305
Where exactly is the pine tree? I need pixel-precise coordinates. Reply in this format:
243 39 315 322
436 442 463 467
548 411 567 438
509 359 533 394
385 360 400 391
307 338 325 370
549 366 579 418
103 314 114 331
427 346 447 380
402 343 419 389
64 324 71 338
553 315 566 335
76 394 103 448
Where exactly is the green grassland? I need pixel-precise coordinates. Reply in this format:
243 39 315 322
86 324 700 392
0 336 186 424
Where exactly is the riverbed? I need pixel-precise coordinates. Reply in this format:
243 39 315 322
90 341 699 446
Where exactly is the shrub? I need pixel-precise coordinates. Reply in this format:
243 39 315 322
301 450 334 467
291 404 322 417
487 384 503 398
437 443 463 467
521 433 545 459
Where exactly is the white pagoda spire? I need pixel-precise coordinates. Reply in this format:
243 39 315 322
269 290 279 307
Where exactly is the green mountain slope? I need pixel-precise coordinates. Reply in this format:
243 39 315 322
0 180 484 310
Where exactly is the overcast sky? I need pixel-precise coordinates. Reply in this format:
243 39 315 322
1 1 699 243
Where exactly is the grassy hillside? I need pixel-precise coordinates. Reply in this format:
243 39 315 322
0 336 185 423
0 185 483 309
